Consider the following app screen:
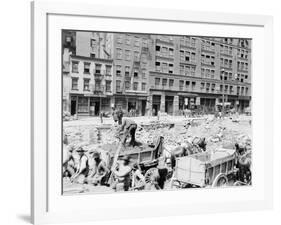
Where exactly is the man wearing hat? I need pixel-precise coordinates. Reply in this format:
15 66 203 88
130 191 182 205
70 146 89 184
87 151 109 185
111 155 132 191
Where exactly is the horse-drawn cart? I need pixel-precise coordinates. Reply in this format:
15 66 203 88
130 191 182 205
108 136 165 189
171 149 238 188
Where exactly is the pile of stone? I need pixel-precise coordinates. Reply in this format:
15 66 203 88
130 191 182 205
63 111 78 121
139 121 175 131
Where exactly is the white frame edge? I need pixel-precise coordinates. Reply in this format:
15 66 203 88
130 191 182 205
31 1 274 224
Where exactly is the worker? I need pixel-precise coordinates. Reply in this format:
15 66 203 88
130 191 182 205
131 163 146 190
155 153 168 189
112 107 118 125
116 106 123 125
62 144 76 178
111 155 132 191
87 151 109 185
70 146 89 184
117 117 138 147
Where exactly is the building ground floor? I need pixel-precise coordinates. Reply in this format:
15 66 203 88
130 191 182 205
63 93 149 117
114 94 148 116
63 94 113 116
63 92 251 117
148 90 251 116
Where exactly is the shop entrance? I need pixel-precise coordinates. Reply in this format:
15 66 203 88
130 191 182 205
165 96 174 115
141 100 146 116
152 95 161 116
71 99 77 115
90 98 100 116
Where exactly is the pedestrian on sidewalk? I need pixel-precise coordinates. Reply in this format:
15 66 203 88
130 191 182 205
99 111 103 124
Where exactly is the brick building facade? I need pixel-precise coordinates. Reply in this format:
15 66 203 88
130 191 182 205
62 31 251 116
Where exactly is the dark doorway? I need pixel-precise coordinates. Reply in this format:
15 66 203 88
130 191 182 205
141 100 146 116
165 96 174 115
71 100 76 115
152 104 158 116
128 101 136 111
94 101 100 116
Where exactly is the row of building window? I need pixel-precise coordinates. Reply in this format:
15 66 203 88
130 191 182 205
180 50 196 63
115 80 146 92
116 47 249 66
71 77 112 92
220 45 233 55
220 71 233 81
222 38 233 45
116 48 148 61
155 61 174 74
116 35 149 47
155 77 174 87
155 45 174 58
72 76 249 96
202 54 215 66
237 61 249 71
202 40 215 51
153 76 249 95
199 82 249 95
180 37 196 47
71 61 112 75
180 65 196 76
237 49 249 59
220 58 233 68
201 68 215 79
237 73 249 83
116 65 146 78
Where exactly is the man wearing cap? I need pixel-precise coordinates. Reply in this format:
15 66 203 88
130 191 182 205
117 117 138 147
111 155 132 191
131 163 146 190
87 151 109 185
70 146 89 184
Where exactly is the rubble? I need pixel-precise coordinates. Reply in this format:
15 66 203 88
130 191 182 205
63 111 78 121
63 115 252 193
64 116 251 158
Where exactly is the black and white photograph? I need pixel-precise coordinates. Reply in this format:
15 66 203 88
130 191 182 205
62 30 252 195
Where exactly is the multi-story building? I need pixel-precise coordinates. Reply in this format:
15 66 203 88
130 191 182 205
148 35 251 115
67 55 113 116
62 32 114 116
62 31 76 112
62 30 251 116
111 33 153 116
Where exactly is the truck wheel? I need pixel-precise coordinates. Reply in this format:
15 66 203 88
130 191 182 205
144 168 158 184
212 174 228 187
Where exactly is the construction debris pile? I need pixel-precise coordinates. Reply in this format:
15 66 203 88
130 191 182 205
63 115 252 194
63 111 78 121
64 116 251 158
